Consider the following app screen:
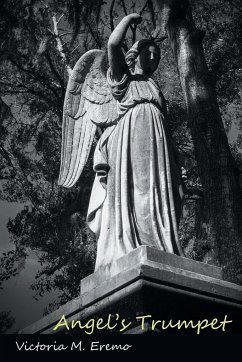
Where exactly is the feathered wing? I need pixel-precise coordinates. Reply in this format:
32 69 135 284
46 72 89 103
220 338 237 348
58 49 117 188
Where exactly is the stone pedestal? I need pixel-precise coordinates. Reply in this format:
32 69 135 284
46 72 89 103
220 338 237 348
19 246 242 334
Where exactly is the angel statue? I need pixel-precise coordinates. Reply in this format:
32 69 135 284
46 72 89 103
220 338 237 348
58 13 184 271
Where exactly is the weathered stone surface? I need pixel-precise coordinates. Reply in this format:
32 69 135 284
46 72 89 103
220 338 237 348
80 246 222 294
19 246 242 334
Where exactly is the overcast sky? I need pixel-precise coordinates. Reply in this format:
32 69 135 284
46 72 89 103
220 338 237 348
0 200 56 333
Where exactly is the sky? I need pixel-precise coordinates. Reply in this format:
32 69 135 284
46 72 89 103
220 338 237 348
0 200 56 333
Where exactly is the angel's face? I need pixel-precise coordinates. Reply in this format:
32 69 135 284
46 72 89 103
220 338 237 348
135 44 160 76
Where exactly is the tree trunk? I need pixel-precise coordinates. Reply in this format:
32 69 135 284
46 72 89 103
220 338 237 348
156 0 242 283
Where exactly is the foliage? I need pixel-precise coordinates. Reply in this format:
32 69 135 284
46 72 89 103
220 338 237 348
0 248 25 288
0 247 25 333
0 0 97 312
0 311 15 334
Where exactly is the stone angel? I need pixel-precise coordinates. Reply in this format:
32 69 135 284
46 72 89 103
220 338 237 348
58 13 184 271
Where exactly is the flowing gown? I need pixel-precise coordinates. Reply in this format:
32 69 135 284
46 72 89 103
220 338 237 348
87 69 183 270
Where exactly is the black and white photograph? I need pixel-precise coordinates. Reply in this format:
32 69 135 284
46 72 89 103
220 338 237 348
0 0 241 360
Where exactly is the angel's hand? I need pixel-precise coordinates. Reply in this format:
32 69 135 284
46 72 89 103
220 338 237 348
127 13 143 25
108 13 142 81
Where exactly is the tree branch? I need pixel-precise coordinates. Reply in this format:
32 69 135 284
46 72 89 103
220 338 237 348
109 0 116 31
0 97 20 126
226 0 242 13
15 83 62 116
86 22 102 48
153 0 173 38
121 0 128 16
147 0 156 27
56 13 64 25
130 24 137 44
44 52 65 101
59 31 73 38
9 58 62 104
52 14 72 76
140 1 148 15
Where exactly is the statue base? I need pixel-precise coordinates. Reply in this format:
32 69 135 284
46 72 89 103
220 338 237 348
19 246 242 334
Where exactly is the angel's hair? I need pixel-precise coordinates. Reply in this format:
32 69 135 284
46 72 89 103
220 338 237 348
125 39 161 72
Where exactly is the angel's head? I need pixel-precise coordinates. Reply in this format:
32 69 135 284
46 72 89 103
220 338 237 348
125 39 160 77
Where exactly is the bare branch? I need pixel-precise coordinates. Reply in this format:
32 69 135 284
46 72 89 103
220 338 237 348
226 0 242 13
52 14 72 76
0 97 20 125
39 0 49 11
15 82 61 114
153 0 173 38
0 81 17 89
44 52 65 100
130 24 137 44
86 22 102 48
18 97 35 112
140 1 148 15
147 0 156 27
71 43 83 54
121 0 128 16
9 57 61 103
109 0 116 31
59 31 73 38
56 13 64 25
131 0 136 13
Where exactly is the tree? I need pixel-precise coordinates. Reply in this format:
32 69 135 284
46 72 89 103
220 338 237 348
0 248 25 333
0 0 97 311
154 0 242 283
0 311 15 334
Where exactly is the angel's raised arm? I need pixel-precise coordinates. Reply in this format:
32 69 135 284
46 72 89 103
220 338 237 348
108 13 142 82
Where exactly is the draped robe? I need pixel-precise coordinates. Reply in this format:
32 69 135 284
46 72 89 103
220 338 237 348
87 69 184 270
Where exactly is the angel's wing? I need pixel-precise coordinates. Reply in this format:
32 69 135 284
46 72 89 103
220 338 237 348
58 49 117 188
